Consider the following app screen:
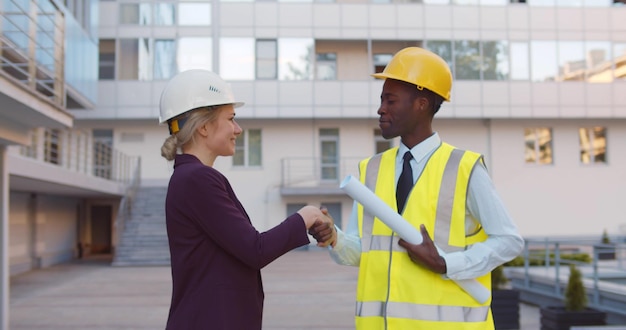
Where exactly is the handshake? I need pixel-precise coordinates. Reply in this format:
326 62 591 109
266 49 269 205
297 206 337 248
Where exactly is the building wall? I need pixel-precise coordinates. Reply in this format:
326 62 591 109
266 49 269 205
9 192 80 275
490 118 626 237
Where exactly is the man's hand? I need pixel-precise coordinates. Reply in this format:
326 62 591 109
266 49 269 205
398 224 447 274
308 207 337 248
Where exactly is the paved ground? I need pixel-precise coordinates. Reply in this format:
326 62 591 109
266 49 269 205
9 250 541 329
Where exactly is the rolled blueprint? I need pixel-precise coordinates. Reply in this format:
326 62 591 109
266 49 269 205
339 175 490 304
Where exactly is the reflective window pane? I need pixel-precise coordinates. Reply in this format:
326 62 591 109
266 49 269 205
482 41 509 80
248 129 262 166
119 3 151 25
155 3 175 25
279 38 314 80
585 41 612 83
320 128 339 181
531 41 557 81
177 37 212 72
154 39 176 80
510 42 529 80
220 38 254 80
257 40 277 80
524 127 553 165
454 40 481 80
579 127 607 164
316 53 337 80
373 54 393 74
614 43 626 80
233 130 245 166
557 41 584 81
119 38 151 80
179 3 210 26
99 39 115 80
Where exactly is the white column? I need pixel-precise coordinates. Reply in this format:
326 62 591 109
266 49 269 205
0 145 9 330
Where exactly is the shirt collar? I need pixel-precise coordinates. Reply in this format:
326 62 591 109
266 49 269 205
397 132 441 163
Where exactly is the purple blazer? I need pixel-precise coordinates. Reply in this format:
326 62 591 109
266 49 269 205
165 154 310 329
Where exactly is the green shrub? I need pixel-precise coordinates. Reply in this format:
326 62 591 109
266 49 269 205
565 264 587 311
503 252 591 267
601 229 611 244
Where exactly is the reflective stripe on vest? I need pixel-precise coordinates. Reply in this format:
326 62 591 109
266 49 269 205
356 301 489 322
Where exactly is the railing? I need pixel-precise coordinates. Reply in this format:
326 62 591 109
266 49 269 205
509 236 626 322
280 157 363 188
19 127 141 184
1 0 65 108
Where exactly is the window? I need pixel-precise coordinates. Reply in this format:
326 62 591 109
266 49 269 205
119 3 151 25
531 41 557 81
155 3 175 25
99 39 115 80
256 39 277 80
44 128 61 165
220 38 254 80
524 128 553 165
585 41 612 83
614 43 626 80
178 37 212 72
579 127 606 164
279 38 314 80
482 41 509 80
510 42 530 80
118 38 151 80
454 40 481 80
373 54 393 74
233 129 262 167
154 39 176 80
557 41 585 81
316 53 337 80
178 3 211 26
374 129 391 154
93 129 113 179
320 128 339 181
320 202 342 229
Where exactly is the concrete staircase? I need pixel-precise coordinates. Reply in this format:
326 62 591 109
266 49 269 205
112 186 170 266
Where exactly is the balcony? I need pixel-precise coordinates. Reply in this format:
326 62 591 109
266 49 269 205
280 157 363 196
8 128 140 198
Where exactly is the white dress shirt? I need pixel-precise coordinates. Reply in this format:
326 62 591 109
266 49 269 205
329 132 524 281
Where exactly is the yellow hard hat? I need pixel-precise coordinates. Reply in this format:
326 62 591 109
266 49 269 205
371 47 452 102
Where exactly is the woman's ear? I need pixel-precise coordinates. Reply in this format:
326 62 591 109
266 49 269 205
197 122 210 137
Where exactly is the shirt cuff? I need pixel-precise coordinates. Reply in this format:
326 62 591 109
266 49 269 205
442 252 466 279
329 225 344 251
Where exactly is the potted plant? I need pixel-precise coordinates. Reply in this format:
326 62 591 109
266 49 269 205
597 229 616 260
540 264 606 329
491 264 520 330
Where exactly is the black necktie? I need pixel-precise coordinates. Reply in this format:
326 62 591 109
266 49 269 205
396 151 414 213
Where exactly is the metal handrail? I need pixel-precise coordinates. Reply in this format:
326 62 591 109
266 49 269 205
511 236 626 318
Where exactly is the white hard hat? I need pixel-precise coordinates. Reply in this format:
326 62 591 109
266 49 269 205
159 69 244 125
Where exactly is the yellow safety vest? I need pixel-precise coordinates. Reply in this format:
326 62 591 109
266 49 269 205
355 143 494 330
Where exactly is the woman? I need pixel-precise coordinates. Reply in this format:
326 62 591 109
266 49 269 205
159 69 330 329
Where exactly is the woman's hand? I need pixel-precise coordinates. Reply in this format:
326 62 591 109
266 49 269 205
308 207 337 248
297 206 336 247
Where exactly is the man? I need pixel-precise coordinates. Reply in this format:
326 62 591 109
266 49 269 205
310 47 524 329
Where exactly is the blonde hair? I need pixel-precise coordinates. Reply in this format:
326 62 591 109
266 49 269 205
160 106 220 161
